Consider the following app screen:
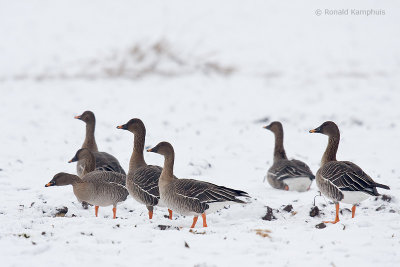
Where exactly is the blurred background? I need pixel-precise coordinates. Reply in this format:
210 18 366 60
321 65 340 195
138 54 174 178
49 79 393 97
0 1 400 266
1 0 399 82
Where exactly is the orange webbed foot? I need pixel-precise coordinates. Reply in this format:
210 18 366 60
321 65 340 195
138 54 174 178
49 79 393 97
201 213 208 227
112 207 117 219
190 216 198 228
168 209 173 220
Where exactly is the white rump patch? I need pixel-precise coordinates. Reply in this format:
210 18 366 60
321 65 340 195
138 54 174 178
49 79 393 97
284 177 312 192
341 191 370 204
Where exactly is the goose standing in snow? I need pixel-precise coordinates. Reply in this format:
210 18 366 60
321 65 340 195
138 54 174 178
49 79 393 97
45 170 128 219
147 141 249 228
263 121 315 192
117 118 173 220
309 121 390 224
74 111 125 176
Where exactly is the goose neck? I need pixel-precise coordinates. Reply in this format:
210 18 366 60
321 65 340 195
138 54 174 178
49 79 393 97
81 153 96 175
160 153 174 182
273 131 287 161
321 135 339 166
83 122 98 151
129 130 146 172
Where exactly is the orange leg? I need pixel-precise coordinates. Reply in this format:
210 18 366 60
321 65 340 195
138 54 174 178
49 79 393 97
202 213 208 227
148 211 153 220
324 203 340 224
95 206 99 217
352 205 356 218
112 207 117 219
168 209 173 220
284 185 289 191
191 216 199 228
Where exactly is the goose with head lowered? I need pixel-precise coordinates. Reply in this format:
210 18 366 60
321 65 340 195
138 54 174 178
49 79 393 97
117 118 173 220
309 121 390 224
45 148 128 219
74 110 125 176
263 121 315 192
147 141 249 228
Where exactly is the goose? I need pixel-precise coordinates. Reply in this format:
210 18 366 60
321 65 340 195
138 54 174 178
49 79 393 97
309 121 390 224
45 171 128 219
147 141 249 228
68 148 126 179
263 121 315 192
116 118 173 220
74 110 125 176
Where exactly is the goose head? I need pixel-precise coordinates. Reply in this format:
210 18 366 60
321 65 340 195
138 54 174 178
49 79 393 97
116 118 145 134
147 141 174 157
68 148 92 163
74 110 95 124
263 121 283 134
309 121 340 137
45 172 77 187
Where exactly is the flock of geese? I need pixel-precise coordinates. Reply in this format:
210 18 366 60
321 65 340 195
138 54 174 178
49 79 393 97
45 111 390 228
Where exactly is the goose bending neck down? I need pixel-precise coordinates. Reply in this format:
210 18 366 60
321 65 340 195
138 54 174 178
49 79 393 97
148 142 249 228
45 172 128 219
310 121 390 224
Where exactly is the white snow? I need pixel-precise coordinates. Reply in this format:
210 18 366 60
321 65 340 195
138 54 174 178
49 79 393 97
1 0 400 266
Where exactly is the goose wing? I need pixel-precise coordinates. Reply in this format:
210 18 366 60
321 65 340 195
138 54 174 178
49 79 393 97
132 165 162 199
320 161 378 195
174 179 249 204
90 181 129 203
269 159 314 181
290 159 315 179
93 152 126 175
83 170 126 186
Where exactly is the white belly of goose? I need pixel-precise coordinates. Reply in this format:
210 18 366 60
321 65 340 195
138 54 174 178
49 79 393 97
284 177 312 192
340 191 370 204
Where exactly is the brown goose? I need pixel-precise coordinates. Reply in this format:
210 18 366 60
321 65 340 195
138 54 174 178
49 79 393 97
45 171 128 219
117 119 172 220
309 121 390 224
147 142 249 228
263 121 315 192
74 111 125 176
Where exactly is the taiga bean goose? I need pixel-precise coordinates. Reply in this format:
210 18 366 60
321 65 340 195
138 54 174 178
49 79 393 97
74 111 125 176
68 148 127 182
309 121 390 224
45 171 128 219
117 118 173 220
147 142 249 228
263 121 315 192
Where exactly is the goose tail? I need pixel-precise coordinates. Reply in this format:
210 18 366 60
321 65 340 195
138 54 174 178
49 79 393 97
374 183 390 190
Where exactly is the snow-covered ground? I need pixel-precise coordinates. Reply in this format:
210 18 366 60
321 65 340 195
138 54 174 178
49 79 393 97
1 1 400 266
